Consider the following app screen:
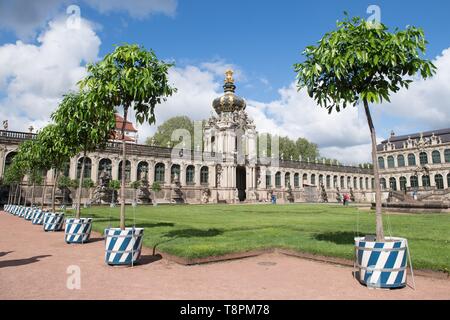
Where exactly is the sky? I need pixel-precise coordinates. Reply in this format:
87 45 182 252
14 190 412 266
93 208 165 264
0 0 449 164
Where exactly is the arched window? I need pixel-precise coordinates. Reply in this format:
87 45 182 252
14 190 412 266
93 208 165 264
410 176 418 188
294 173 299 188
353 177 358 189
77 157 92 179
365 177 369 190
435 174 444 190
310 174 316 186
4 151 17 174
171 164 180 182
318 174 323 186
380 178 387 189
432 150 441 164
118 160 131 182
302 173 308 186
419 152 428 165
397 155 405 167
333 176 338 189
326 175 331 189
285 172 291 188
445 149 450 163
422 175 430 188
399 177 407 191
447 173 450 189
137 161 148 181
389 177 397 191
275 172 281 188
340 176 345 189
200 166 209 185
266 171 272 187
154 163 165 183
186 165 195 185
371 178 375 189
387 156 395 168
378 157 385 169
408 153 416 166
347 176 351 189
98 158 112 180
360 177 364 190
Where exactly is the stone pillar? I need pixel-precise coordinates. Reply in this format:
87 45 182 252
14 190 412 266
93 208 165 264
164 161 171 186
111 158 119 181
69 156 77 179
180 163 186 187
209 164 216 187
148 160 155 185
130 159 138 182
195 164 201 186
91 156 99 183
0 147 6 178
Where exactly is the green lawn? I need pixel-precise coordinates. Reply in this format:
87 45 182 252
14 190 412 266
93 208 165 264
77 204 450 272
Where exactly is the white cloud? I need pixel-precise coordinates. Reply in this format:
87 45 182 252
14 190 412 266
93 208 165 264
378 48 450 130
83 0 177 19
0 17 101 132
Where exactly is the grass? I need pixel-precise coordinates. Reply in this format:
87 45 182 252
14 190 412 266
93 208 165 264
76 203 450 272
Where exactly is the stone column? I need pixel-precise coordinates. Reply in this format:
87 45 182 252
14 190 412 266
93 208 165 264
195 164 201 186
164 161 171 186
91 156 99 183
130 158 138 182
148 160 155 185
69 156 77 179
0 147 6 178
209 164 216 187
111 158 119 181
180 163 186 187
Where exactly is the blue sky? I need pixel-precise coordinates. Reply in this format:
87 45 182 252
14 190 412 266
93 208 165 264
0 0 449 163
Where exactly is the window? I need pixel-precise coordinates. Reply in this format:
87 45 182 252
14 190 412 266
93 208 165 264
118 160 131 182
302 174 308 186
98 158 112 180
77 157 92 179
410 176 418 188
4 151 17 174
318 174 323 186
408 154 416 166
275 172 281 188
389 177 397 191
340 176 345 189
399 177 407 191
378 157 385 169
371 178 375 189
422 175 430 188
445 149 450 163
380 178 387 189
365 177 369 190
171 164 180 182
435 174 444 190
333 176 338 189
432 150 441 164
360 177 364 190
137 161 148 181
397 155 405 167
310 174 316 185
266 171 272 187
387 156 395 168
285 172 291 188
186 165 195 185
419 152 428 165
353 177 358 189
294 173 299 188
200 166 209 185
155 163 165 183
347 176 351 188
448 174 450 189
326 175 331 189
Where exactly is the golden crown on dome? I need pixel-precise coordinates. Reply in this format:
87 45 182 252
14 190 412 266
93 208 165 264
212 69 246 115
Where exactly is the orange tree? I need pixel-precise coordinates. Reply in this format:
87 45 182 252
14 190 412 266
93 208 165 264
294 15 435 240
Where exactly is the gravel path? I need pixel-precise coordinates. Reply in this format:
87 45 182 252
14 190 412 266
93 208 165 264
1 211 449 300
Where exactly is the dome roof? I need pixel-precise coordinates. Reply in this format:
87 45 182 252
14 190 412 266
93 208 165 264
212 70 246 114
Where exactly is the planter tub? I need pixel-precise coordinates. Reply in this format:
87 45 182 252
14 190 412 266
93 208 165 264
4 204 10 212
14 206 23 216
43 212 65 231
32 209 45 225
355 236 408 289
20 206 28 218
24 207 34 220
65 218 93 244
104 228 144 266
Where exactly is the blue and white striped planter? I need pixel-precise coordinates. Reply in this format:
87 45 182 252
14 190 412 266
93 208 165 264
65 218 93 244
104 228 144 266
24 207 34 220
355 236 408 289
32 209 45 225
4 204 10 212
43 212 65 231
14 206 23 216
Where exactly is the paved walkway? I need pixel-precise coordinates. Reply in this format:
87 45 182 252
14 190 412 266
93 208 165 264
0 211 449 300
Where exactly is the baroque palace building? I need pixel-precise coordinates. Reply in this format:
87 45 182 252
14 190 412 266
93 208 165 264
377 129 450 198
1 70 383 205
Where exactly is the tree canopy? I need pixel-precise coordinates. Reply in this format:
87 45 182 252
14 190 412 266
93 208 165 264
145 116 195 148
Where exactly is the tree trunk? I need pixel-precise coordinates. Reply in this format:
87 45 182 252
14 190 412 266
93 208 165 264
41 178 47 210
76 150 87 219
8 184 12 204
31 183 36 207
363 99 384 241
18 182 22 206
51 170 60 213
120 107 129 230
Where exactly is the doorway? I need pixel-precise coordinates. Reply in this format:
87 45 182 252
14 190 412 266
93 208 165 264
236 166 246 201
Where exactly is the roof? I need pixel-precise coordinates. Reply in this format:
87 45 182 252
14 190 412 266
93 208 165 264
115 114 137 132
377 128 450 151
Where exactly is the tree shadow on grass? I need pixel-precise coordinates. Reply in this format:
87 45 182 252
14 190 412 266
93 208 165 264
313 231 356 245
0 255 51 269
